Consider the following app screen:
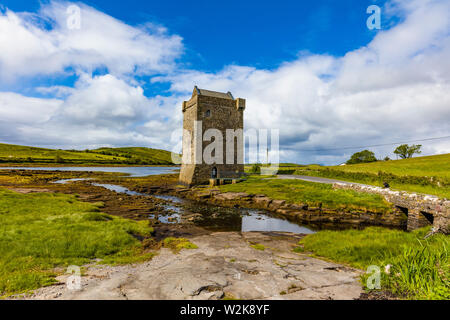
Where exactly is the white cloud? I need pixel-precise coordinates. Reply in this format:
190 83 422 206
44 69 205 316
60 74 147 125
0 0 183 81
0 74 181 150
0 91 62 145
0 92 62 124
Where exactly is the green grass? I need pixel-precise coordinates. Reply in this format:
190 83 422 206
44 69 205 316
297 227 449 299
329 154 450 178
250 244 266 251
0 143 175 165
91 147 175 165
0 188 154 296
219 176 393 213
162 237 198 253
283 154 450 199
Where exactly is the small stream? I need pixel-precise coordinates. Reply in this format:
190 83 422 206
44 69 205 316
55 178 316 234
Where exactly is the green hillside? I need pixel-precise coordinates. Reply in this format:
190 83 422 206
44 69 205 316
290 154 450 198
328 153 450 179
93 147 174 164
0 143 175 165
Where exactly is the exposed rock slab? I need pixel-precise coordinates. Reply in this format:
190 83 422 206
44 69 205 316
21 232 362 300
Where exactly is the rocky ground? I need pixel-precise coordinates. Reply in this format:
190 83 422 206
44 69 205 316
0 170 177 220
19 231 363 300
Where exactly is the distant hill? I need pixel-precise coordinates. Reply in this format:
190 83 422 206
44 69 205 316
0 143 175 165
91 147 175 165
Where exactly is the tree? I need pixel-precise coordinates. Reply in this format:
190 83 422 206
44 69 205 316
346 150 377 165
393 144 422 159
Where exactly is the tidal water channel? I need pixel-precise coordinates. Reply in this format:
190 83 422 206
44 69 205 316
54 176 316 234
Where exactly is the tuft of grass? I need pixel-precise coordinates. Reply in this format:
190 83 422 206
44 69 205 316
0 188 154 297
220 176 392 213
162 237 198 253
250 244 266 251
222 292 239 300
298 227 449 300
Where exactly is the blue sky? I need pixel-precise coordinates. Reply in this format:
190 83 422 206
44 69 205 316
0 0 449 164
1 0 386 72
1 0 388 99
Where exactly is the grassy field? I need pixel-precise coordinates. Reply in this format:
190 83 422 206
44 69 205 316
251 154 450 198
219 176 393 213
0 188 155 297
297 227 449 300
331 154 450 178
0 143 175 165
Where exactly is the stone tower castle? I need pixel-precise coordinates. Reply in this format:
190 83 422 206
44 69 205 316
179 87 246 186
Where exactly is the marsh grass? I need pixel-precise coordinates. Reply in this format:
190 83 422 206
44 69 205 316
297 227 449 299
0 188 154 296
219 176 392 213
162 237 198 253
250 244 266 251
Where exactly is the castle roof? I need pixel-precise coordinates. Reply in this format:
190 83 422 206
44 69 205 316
194 86 234 100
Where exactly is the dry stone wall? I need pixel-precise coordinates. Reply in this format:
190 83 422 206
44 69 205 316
333 183 450 234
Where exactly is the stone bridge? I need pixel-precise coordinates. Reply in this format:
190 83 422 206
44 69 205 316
333 183 450 234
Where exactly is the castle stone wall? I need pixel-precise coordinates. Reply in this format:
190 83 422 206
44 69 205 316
179 88 245 186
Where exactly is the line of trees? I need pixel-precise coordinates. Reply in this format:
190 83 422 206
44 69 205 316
346 144 422 164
